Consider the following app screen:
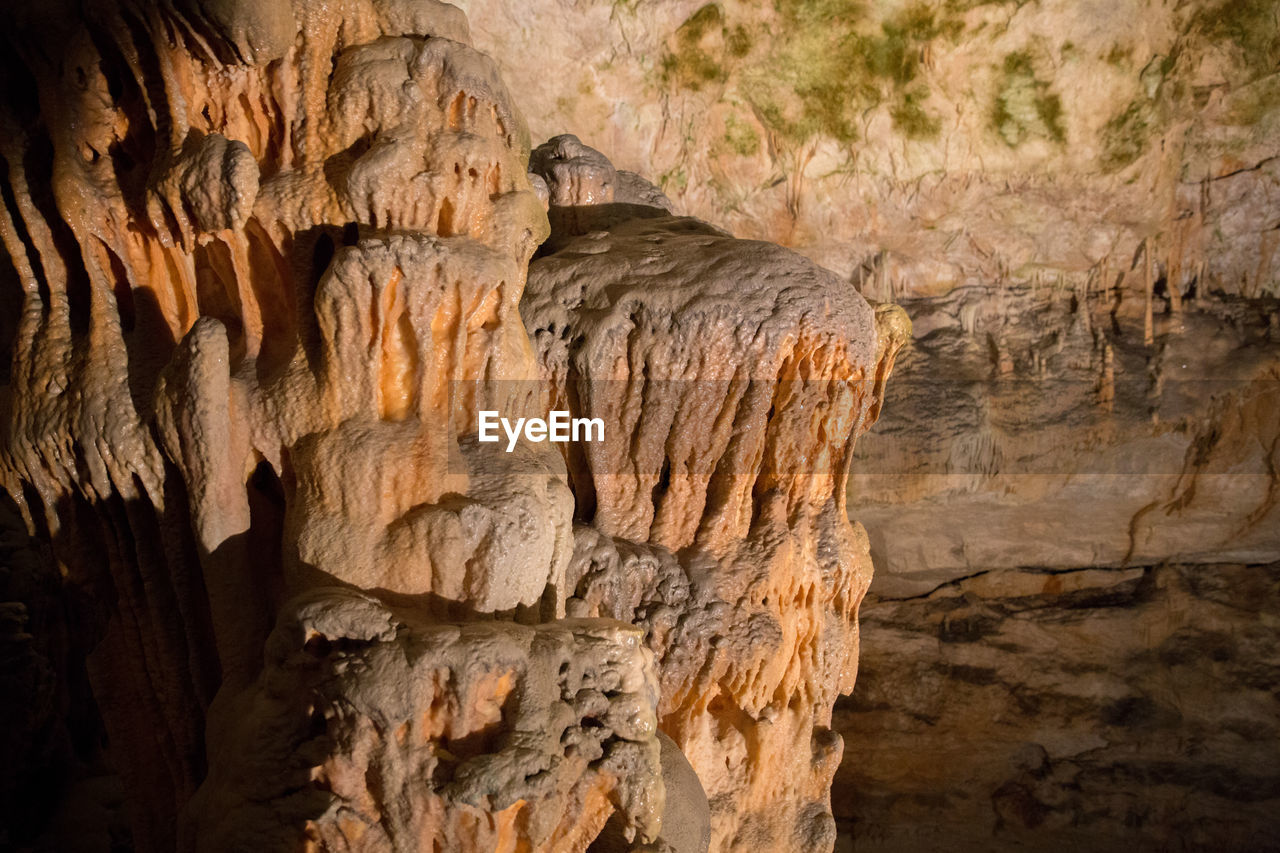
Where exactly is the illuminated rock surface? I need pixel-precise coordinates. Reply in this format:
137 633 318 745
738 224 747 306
443 0 1280 848
5 0 1277 849
0 1 897 851
522 142 907 847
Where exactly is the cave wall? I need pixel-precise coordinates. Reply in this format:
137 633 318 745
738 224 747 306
1 0 1277 849
445 0 1280 848
452 0 1279 297
0 1 906 851
835 560 1280 852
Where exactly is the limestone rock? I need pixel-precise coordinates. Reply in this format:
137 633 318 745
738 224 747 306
189 589 664 852
454 0 1280 302
523 141 905 851
187 0 297 64
847 283 1280 596
837 246 1279 847
591 731 711 853
531 134 619 207
0 0 617 849
173 134 260 235
0 1 896 851
834 561 1280 851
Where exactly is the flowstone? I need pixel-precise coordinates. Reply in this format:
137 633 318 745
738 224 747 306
0 4 903 851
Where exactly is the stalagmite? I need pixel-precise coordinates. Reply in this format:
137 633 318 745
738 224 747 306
523 135 907 852
1099 342 1115 411
0 2 900 852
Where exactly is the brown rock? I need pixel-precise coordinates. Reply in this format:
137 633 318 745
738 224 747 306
0 3 897 853
523 141 904 851
835 561 1280 852
189 589 664 852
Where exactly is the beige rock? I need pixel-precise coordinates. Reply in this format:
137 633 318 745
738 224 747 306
0 0 622 849
188 589 664 852
0 2 897 853
453 0 1279 301
524 140 905 851
437 4 1279 847
847 284 1280 597
591 731 711 853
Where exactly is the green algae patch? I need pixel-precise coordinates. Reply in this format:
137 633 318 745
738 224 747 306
1104 42 1132 67
661 4 730 91
1100 99 1153 171
739 0 872 145
656 0 962 147
992 50 1066 146
1194 0 1280 82
892 85 942 139
943 0 1027 11
722 113 762 156
740 1 954 146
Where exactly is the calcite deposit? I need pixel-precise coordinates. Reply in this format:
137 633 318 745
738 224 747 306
523 136 907 849
442 0 1280 847
8 0 1274 847
189 592 664 853
0 1 899 852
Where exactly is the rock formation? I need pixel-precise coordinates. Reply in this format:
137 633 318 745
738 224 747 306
835 560 1280 852
523 134 907 850
0 2 900 852
454 0 1280 304
441 0 1280 847
189 593 665 853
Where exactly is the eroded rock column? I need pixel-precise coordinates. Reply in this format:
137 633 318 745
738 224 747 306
0 1 661 848
0 4 901 852
523 136 907 852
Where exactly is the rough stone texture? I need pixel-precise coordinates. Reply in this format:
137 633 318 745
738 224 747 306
523 139 907 852
453 0 1279 301
0 2 894 852
189 589 664 853
849 285 1280 596
0 0 639 849
438 0 1280 848
834 561 1280 852
835 246 1279 848
591 731 711 853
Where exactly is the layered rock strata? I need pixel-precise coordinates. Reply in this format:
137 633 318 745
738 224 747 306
835 560 1280 852
849 283 1280 596
833 279 1280 849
